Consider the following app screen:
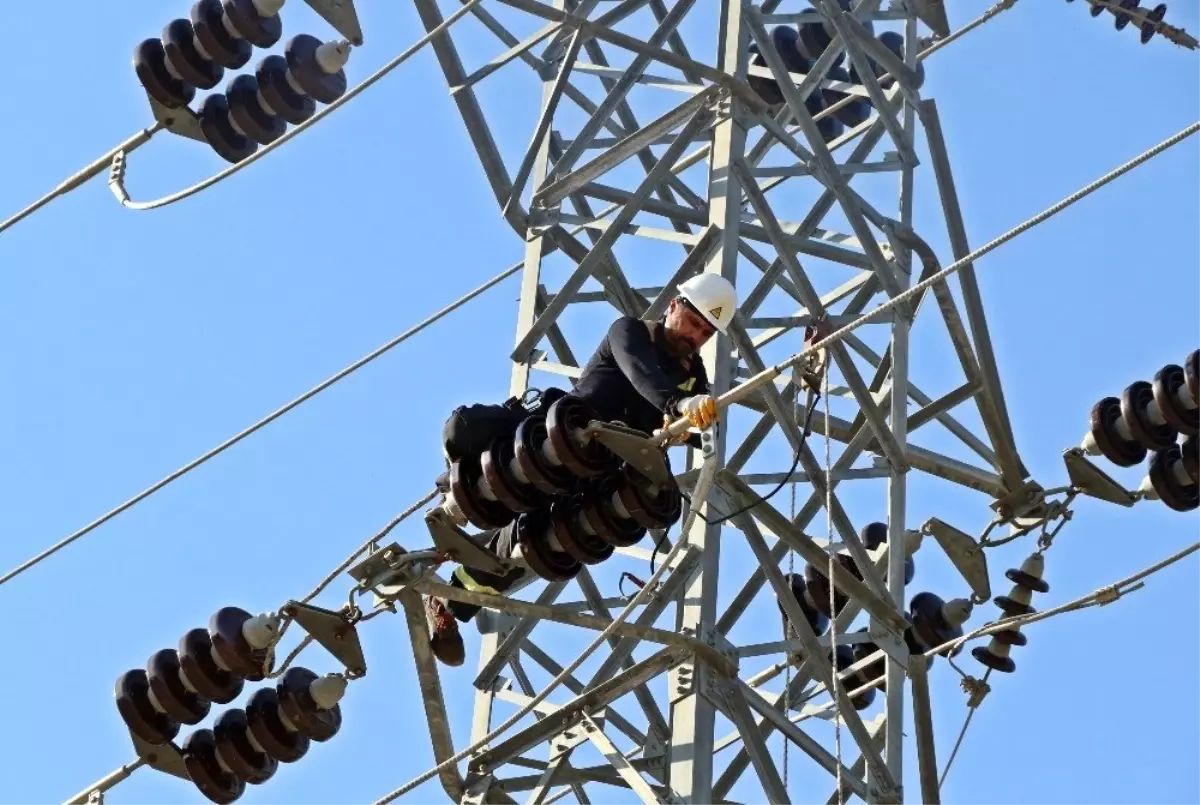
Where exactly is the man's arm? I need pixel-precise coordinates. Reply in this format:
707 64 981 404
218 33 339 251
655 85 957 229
608 318 686 414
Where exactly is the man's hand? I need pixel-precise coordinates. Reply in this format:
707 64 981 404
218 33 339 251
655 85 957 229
676 394 718 431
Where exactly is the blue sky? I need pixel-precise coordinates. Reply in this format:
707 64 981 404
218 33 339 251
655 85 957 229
1 1 1197 804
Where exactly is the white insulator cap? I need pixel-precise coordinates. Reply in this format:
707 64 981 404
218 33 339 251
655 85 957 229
1080 430 1100 455
309 673 348 710
941 598 972 628
242 613 282 650
252 0 285 16
1138 474 1159 500
1016 552 1045 581
315 40 352 74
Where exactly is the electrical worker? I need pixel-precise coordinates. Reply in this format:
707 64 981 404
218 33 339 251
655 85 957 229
425 274 738 667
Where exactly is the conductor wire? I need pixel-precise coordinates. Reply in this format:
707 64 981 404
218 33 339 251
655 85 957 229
0 262 517 589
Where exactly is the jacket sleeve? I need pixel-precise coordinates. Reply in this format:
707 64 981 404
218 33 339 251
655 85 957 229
607 318 685 414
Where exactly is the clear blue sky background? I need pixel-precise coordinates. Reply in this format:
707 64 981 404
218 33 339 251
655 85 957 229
1 1 1197 803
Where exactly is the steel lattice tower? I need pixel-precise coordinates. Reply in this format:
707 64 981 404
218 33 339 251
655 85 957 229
404 0 1031 802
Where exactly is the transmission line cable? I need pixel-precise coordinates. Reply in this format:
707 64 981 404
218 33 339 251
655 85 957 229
0 262 518 588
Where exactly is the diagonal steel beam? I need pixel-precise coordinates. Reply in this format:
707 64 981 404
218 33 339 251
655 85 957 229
506 29 587 214
549 0 700 181
535 88 715 209
475 647 685 771
734 158 908 475
498 0 772 112
721 472 906 632
734 514 897 797
511 104 714 361
715 679 792 804
725 320 890 600
920 98 1027 489
413 0 517 221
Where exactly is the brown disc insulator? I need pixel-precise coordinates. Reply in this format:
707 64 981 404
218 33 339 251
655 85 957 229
777 573 828 637
246 687 310 763
860 521 888 551
516 509 582 582
213 707 278 785
1181 433 1199 485
544 397 617 478
513 416 575 496
481 436 544 513
1121 380 1177 451
849 629 885 689
277 667 343 742
909 592 970 658
115 668 180 745
1088 397 1147 467
582 475 647 548
1147 444 1200 512
1185 349 1199 404
971 641 1016 673
182 728 247 805
179 627 244 705
832 644 875 710
803 554 860 618
550 497 613 565
147 648 210 725
449 457 516 530
614 466 682 530
209 607 271 682
1153 364 1199 437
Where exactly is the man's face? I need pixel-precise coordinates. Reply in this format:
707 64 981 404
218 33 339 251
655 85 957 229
663 297 717 357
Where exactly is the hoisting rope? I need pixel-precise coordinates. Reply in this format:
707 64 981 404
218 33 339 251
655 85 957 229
824 362 845 805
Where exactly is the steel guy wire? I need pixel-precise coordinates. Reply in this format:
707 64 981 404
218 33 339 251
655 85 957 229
824 357 844 805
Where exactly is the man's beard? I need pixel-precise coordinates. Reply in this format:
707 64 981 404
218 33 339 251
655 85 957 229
664 332 696 358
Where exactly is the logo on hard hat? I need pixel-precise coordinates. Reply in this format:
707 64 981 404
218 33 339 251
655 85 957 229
709 306 723 319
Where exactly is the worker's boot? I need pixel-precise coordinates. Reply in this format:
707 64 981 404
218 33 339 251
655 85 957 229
425 596 465 667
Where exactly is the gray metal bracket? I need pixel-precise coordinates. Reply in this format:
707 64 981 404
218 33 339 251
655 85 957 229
282 600 367 676
1063 448 1138 507
425 510 513 575
301 0 364 45
921 516 991 602
347 542 434 588
585 421 672 484
904 0 951 37
130 731 188 781
144 94 205 143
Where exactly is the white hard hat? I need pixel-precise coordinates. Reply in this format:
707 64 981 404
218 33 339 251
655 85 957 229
677 274 737 333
